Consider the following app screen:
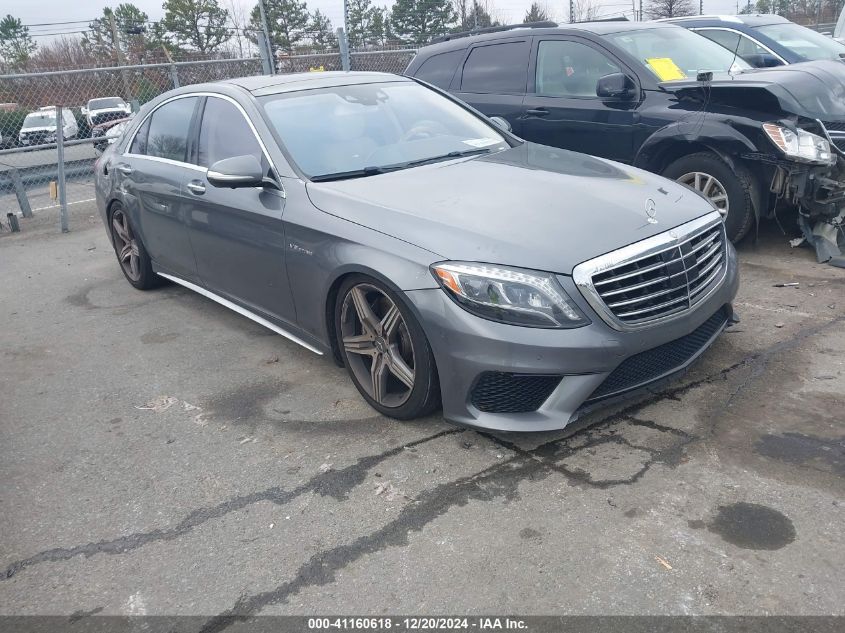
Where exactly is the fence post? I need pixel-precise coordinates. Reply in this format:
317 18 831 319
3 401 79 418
10 168 33 218
337 28 351 71
56 106 69 233
257 0 275 75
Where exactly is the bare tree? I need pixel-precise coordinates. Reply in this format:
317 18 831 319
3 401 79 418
226 0 251 56
645 0 696 19
572 0 600 21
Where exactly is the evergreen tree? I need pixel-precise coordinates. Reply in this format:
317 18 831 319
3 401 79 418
0 15 36 69
391 0 456 44
523 2 550 22
162 0 230 53
309 9 335 50
249 0 310 54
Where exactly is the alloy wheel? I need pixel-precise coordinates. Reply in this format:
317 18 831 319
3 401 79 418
111 209 141 282
677 171 729 219
340 284 416 408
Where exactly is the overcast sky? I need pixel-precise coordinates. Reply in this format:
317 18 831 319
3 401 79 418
8 0 744 43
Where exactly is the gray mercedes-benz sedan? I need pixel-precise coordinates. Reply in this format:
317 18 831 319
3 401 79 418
95 71 738 432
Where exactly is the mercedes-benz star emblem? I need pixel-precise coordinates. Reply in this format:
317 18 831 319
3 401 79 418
645 198 658 224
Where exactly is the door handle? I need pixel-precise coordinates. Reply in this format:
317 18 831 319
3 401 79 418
117 164 133 175
525 108 550 117
186 181 206 195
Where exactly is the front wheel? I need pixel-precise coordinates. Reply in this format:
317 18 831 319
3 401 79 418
663 151 756 242
335 276 441 420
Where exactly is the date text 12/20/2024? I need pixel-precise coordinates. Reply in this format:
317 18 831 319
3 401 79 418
308 618 529 630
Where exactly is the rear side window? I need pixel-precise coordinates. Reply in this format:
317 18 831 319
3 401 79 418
146 96 197 162
415 50 464 89
129 118 150 155
197 97 263 168
460 41 530 94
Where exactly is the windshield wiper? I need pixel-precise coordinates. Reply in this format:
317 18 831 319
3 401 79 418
309 148 496 183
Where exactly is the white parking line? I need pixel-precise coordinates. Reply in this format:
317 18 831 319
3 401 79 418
30 198 96 212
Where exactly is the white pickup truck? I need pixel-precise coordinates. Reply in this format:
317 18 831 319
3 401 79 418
81 97 132 128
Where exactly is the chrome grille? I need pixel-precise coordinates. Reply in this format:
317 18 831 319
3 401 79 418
573 213 727 330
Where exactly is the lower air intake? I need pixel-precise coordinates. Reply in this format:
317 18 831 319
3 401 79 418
470 372 562 414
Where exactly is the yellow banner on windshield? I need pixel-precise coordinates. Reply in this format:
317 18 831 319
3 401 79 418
645 57 687 81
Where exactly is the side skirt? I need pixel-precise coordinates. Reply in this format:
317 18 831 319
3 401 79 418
157 272 323 356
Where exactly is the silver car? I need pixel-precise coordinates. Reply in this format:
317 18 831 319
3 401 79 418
95 72 738 432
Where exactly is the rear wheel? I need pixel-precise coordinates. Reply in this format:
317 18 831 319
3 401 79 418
663 151 756 242
109 204 160 290
335 276 440 420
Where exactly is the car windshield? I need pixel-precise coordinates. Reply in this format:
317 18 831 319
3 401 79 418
259 81 509 180
22 113 56 128
755 22 845 60
89 98 125 109
604 27 751 80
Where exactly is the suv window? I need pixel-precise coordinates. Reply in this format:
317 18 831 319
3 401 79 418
146 96 197 162
415 50 464 89
197 97 263 168
536 40 621 98
461 41 529 94
696 29 770 58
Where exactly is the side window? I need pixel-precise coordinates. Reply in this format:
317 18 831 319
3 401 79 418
146 96 197 163
697 29 769 58
197 97 263 168
415 50 464 89
129 118 150 155
536 40 622 98
461 41 530 94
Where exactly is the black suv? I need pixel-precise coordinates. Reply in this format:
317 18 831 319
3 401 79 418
406 20 845 241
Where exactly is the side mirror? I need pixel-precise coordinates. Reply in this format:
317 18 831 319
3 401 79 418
81 107 88 115
743 53 784 68
207 155 265 189
489 116 512 133
596 73 637 100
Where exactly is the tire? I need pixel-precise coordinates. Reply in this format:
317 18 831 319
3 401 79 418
108 203 161 290
335 275 441 420
662 151 756 242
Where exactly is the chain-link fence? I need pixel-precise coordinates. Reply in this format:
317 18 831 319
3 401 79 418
0 45 416 232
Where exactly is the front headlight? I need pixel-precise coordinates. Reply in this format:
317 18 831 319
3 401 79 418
431 262 589 329
763 123 835 165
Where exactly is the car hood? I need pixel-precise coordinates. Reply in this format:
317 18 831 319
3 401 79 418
662 60 845 119
305 143 714 274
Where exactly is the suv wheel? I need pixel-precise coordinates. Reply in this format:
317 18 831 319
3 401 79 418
335 276 441 420
663 152 755 242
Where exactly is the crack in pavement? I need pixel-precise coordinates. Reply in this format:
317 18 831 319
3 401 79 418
198 315 844 627
3 314 842 618
1 428 463 581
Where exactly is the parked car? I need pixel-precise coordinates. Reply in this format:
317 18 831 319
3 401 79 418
18 106 78 146
662 14 845 67
95 72 738 431
92 115 132 154
405 21 845 242
82 97 132 128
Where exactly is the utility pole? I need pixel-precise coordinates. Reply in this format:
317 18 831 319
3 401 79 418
109 13 133 106
257 0 275 74
473 0 479 29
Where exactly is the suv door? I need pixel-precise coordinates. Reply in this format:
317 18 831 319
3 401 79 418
451 38 530 135
182 95 296 325
117 95 200 281
521 37 639 163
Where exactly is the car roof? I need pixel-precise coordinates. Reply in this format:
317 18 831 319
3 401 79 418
416 20 681 54
220 71 410 96
661 14 790 27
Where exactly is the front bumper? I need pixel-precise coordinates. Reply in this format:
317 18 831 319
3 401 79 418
405 242 739 432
